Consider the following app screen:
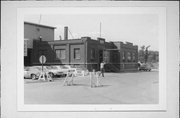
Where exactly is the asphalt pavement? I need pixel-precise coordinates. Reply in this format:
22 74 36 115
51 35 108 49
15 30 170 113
24 70 159 104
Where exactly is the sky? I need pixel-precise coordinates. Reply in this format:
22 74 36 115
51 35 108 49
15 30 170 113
24 14 159 51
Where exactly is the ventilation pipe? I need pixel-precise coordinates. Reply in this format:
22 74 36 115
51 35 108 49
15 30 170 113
64 26 68 40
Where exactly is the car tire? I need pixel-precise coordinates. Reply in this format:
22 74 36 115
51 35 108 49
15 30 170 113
31 74 36 80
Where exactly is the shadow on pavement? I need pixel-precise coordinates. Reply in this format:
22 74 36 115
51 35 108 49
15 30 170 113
72 83 89 86
96 85 111 88
68 84 111 88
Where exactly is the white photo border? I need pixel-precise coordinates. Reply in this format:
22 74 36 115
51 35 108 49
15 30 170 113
17 7 166 111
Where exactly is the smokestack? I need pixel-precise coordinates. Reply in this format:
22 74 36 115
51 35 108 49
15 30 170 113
64 26 68 40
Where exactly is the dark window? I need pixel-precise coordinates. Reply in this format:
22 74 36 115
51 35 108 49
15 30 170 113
91 49 96 59
56 49 66 59
74 48 80 59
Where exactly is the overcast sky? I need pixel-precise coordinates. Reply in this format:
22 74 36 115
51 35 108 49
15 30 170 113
25 14 159 51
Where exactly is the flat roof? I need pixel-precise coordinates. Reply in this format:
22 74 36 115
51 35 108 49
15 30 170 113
24 21 56 29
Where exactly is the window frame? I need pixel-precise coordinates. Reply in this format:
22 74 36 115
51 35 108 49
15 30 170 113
90 48 96 60
132 52 136 62
122 51 126 62
127 52 132 62
74 48 81 60
55 49 66 60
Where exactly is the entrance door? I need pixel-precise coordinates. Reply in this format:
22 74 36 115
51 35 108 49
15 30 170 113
99 50 103 63
98 50 103 71
103 50 110 63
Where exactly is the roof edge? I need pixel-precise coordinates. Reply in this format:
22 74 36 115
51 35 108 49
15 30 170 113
24 21 56 29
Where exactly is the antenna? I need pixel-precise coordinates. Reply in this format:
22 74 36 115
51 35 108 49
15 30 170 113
39 14 42 24
36 14 42 40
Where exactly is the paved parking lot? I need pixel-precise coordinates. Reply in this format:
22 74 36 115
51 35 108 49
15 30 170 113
24 70 159 104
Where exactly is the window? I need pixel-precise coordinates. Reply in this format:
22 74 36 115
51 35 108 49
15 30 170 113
127 52 131 62
91 49 95 59
122 51 125 62
99 40 105 44
132 53 136 62
74 48 80 59
56 49 66 59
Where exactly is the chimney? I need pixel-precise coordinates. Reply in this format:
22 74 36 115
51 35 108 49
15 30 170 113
64 26 68 40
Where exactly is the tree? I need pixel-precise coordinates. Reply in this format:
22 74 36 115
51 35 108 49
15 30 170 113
138 45 145 63
144 45 150 63
138 45 151 63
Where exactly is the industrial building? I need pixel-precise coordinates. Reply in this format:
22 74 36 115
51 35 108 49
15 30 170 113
24 22 56 66
24 22 138 72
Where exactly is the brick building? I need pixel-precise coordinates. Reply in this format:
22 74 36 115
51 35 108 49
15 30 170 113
24 22 138 72
32 37 138 72
24 22 56 66
116 42 138 71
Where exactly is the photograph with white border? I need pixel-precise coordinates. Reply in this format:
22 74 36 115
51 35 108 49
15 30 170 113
17 6 166 111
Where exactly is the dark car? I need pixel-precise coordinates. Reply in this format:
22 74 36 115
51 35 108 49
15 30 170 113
139 64 151 71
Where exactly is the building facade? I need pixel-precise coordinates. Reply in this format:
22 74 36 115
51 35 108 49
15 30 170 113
24 22 138 72
32 37 138 72
112 42 138 71
24 22 56 66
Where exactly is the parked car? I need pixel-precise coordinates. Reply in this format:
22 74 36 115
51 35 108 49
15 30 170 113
45 66 65 78
64 65 89 76
59 65 75 72
24 66 42 79
57 65 89 76
62 65 76 71
139 64 151 71
75 67 89 76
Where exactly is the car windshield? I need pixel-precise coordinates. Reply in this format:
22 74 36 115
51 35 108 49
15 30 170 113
60 66 69 69
45 66 57 70
76 68 82 70
32 66 42 70
24 68 29 71
28 67 40 71
50 66 58 69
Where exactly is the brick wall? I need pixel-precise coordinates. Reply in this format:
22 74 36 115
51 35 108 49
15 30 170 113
30 37 138 72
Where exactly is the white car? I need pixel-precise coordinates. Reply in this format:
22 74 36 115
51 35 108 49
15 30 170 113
45 66 65 77
53 65 75 77
63 65 89 76
24 66 42 79
75 68 89 76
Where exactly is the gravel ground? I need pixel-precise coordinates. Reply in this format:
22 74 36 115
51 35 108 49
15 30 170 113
24 70 159 104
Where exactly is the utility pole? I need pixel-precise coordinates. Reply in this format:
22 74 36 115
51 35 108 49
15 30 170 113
39 14 42 24
100 22 101 38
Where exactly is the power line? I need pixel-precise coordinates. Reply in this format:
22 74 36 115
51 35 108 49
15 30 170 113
68 28 74 39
